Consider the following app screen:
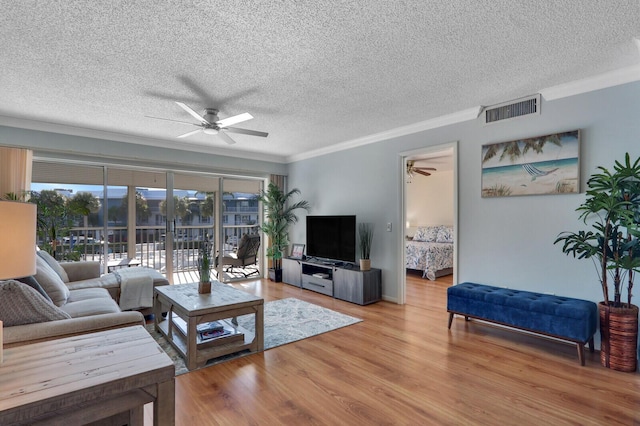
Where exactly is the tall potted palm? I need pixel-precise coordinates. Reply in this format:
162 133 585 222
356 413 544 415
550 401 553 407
258 182 310 282
554 153 640 372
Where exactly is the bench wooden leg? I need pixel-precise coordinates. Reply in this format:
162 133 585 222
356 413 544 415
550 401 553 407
588 337 595 352
576 343 586 366
447 313 454 329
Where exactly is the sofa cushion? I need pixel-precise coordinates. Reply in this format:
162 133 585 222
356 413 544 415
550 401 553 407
59 297 122 318
37 250 70 283
15 275 53 302
34 255 70 306
65 273 121 292
2 312 145 347
59 260 101 282
0 280 71 326
67 287 113 302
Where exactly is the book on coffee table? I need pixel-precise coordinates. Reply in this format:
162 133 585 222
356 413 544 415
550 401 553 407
196 321 225 334
172 316 244 348
199 325 233 341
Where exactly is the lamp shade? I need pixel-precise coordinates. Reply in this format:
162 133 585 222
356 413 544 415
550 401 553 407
0 201 37 280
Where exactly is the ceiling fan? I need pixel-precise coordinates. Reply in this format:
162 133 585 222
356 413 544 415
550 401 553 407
146 102 268 145
407 160 436 179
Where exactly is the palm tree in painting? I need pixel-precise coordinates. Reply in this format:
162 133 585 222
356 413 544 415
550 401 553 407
482 133 568 164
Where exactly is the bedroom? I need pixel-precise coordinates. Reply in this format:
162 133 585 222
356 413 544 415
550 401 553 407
405 148 455 282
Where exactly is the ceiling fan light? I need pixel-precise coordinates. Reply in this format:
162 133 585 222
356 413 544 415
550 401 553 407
203 128 218 135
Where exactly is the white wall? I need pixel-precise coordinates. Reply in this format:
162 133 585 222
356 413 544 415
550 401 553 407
287 81 640 305
406 169 454 233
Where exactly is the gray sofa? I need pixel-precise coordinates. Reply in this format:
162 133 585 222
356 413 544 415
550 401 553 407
53 257 169 315
1 252 169 348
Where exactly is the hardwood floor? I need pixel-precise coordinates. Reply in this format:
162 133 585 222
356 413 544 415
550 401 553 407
149 274 640 425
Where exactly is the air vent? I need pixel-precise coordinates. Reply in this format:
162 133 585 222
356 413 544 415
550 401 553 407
483 94 541 124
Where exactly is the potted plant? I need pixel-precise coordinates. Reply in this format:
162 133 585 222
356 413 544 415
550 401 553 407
554 153 640 372
197 234 213 293
358 223 374 271
258 182 310 282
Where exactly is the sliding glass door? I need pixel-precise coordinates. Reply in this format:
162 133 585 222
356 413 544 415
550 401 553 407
31 161 264 283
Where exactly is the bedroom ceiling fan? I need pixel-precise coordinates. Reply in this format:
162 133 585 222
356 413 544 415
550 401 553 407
146 102 268 145
407 160 436 181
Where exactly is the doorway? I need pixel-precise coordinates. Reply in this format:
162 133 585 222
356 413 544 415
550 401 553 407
398 142 458 304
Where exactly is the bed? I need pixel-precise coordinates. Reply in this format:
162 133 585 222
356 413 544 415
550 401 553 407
405 225 454 280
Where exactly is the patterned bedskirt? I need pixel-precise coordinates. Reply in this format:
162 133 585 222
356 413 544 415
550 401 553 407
405 241 453 280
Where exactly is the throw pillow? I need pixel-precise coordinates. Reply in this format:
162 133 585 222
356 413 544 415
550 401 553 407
436 226 454 243
34 255 70 307
15 275 53 302
0 280 71 327
37 250 70 283
413 226 439 242
412 227 428 241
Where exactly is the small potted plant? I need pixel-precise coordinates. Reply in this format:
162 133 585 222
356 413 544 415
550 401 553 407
554 153 640 372
198 234 213 293
358 223 374 271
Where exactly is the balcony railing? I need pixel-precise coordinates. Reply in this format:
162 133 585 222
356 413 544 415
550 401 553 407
224 206 258 213
54 224 260 277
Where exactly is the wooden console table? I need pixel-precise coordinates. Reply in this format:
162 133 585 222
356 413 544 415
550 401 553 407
0 326 175 426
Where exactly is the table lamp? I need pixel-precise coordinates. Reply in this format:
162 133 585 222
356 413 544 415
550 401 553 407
0 201 37 364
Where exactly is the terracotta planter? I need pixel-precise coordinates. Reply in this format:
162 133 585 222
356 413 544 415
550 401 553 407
598 302 638 372
198 281 211 294
359 259 371 271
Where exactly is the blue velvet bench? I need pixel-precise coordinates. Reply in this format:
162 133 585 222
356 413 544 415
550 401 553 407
447 282 598 365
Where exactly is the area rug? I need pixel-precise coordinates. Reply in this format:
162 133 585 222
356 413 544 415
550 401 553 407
145 297 362 375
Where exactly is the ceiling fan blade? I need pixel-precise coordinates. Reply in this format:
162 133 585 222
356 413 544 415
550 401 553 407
216 112 253 128
416 167 437 171
145 115 200 126
218 131 237 145
414 169 432 177
176 101 211 125
225 127 269 137
177 128 203 139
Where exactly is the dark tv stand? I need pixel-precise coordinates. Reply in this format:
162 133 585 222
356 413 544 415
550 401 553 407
282 257 381 305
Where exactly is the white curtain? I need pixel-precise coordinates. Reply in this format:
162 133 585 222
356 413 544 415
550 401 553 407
270 174 286 192
0 147 32 199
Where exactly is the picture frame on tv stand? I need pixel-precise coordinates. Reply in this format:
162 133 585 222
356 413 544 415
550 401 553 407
290 243 305 260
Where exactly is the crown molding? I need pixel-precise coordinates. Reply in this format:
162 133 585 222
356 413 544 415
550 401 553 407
0 115 288 164
288 63 640 163
539 63 640 101
287 107 481 163
2 61 639 166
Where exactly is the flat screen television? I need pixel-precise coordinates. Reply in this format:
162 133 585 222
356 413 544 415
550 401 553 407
306 215 356 263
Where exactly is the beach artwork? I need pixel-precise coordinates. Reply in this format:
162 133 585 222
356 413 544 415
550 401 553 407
481 130 580 197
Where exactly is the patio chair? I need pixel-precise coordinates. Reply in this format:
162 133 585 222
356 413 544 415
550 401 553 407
217 234 261 277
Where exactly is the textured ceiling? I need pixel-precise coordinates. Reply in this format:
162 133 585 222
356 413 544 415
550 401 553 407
1 1 639 163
